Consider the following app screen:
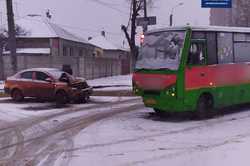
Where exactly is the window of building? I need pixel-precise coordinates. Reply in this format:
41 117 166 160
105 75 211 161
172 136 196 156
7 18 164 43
63 46 67 56
20 71 33 79
79 49 83 56
217 32 233 64
70 48 73 56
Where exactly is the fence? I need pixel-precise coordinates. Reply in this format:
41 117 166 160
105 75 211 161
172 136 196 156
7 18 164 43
0 55 130 80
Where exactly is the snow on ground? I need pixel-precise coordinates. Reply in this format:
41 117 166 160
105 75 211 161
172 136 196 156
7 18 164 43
2 74 250 165
88 75 132 91
0 96 136 122
0 98 64 121
69 107 250 166
0 74 133 121
0 81 3 91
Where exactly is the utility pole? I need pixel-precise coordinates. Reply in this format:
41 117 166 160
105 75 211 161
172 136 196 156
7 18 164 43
170 14 173 26
143 0 148 32
130 0 137 53
6 0 17 74
0 34 5 80
121 0 143 70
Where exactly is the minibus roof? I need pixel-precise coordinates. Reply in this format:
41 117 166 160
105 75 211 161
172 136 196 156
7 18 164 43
146 26 250 34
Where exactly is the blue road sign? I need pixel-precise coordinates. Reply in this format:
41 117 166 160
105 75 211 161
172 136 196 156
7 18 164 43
202 0 232 8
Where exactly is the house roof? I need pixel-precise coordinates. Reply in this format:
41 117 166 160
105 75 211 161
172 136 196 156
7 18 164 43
88 35 120 50
16 17 88 44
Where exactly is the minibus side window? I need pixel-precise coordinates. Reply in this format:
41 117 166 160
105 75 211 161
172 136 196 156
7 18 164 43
217 32 233 64
187 42 206 65
234 33 250 63
206 32 218 65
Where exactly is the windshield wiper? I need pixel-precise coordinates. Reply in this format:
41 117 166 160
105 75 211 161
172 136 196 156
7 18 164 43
134 68 148 72
153 68 173 71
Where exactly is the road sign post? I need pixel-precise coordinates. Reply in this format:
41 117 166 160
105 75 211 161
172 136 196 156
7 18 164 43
136 16 157 27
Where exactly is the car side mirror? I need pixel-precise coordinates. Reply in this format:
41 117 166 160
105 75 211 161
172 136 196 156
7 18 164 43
45 77 53 83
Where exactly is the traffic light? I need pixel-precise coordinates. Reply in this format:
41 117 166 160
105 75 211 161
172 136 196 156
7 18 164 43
140 33 145 45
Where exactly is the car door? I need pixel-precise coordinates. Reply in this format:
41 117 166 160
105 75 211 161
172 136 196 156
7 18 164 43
19 71 36 97
33 71 55 98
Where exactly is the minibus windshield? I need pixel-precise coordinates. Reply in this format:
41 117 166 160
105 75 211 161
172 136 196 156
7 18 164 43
136 31 185 70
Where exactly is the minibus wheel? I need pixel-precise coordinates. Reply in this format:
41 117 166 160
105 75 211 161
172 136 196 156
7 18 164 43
196 94 214 120
154 109 170 117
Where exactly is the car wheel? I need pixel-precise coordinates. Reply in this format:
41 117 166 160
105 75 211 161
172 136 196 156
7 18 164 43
11 89 24 102
196 95 214 120
83 95 90 103
75 94 90 104
55 91 68 105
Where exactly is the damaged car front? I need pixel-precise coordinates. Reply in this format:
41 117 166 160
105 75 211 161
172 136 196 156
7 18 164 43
48 69 93 104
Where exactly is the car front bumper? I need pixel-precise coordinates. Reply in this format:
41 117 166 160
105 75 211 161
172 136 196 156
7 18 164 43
71 86 93 98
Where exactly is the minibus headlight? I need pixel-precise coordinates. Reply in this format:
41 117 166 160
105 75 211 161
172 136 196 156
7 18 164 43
132 82 141 94
165 86 176 96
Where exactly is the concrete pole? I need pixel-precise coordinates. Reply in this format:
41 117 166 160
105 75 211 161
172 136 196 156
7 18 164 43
6 0 17 74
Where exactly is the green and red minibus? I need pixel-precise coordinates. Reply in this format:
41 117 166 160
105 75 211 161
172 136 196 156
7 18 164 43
133 26 250 118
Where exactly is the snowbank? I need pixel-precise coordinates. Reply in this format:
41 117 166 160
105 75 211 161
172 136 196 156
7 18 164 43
88 75 132 91
0 81 3 91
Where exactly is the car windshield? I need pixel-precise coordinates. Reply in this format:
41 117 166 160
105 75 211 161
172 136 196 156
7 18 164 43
136 31 185 70
47 70 74 81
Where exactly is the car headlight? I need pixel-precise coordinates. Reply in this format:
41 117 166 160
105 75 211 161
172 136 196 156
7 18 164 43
71 87 78 91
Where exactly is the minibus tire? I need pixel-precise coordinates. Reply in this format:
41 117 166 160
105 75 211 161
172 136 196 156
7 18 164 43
196 94 213 120
154 109 170 117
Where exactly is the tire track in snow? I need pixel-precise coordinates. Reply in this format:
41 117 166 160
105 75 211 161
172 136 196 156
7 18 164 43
68 111 250 153
0 98 142 166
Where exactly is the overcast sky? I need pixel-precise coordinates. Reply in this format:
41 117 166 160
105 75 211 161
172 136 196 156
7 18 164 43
0 0 210 47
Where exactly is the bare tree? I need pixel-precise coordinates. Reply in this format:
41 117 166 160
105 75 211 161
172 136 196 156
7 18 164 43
0 31 6 80
0 25 28 79
121 0 156 70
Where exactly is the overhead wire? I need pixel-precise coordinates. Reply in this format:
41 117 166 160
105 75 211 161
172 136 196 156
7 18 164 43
86 0 130 15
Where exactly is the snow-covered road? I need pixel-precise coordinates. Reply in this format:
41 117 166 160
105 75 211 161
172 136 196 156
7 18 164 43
0 96 143 166
1 97 250 166
70 105 250 166
1 75 250 166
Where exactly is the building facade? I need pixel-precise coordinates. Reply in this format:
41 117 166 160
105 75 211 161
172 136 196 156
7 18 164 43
210 0 250 27
88 31 131 75
1 17 130 80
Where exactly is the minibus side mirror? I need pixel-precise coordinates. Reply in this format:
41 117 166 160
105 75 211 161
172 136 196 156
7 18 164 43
187 65 192 70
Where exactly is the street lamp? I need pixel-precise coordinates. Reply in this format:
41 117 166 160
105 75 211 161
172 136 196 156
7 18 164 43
170 2 184 26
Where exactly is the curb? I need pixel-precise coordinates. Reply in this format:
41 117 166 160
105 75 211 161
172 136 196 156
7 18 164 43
92 90 134 97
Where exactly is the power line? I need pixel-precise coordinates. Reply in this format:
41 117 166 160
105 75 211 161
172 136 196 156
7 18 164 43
86 0 130 15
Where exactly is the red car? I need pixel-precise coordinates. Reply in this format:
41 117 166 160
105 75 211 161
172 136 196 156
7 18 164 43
4 68 93 104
